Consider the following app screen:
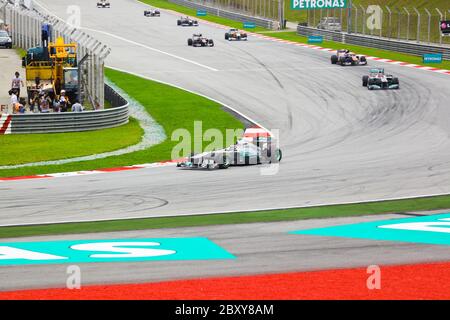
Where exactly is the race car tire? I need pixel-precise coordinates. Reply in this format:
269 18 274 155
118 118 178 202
188 38 193 46
331 55 338 64
276 149 282 162
362 75 369 87
177 20 181 25
209 40 214 47
219 156 231 169
360 56 367 63
269 149 282 163
225 33 229 40
339 56 346 66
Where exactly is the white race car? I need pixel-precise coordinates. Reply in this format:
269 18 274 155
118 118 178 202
144 9 160 17
177 129 282 170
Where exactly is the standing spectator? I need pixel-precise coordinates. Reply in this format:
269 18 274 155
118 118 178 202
11 72 24 98
10 89 18 113
40 93 51 113
57 90 70 112
71 100 84 113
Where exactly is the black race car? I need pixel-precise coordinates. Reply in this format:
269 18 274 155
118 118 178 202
188 34 214 47
177 16 198 26
97 0 110 8
144 9 160 17
331 49 367 66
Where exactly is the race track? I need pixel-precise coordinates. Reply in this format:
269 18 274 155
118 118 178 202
1 0 450 226
0 0 450 293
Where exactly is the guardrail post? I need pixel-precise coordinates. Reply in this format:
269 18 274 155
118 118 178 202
424 8 431 43
347 0 352 33
396 7 401 40
413 7 420 43
385 6 392 39
353 5 357 33
404 7 410 41
360 5 365 34
379 6 383 37
436 8 443 45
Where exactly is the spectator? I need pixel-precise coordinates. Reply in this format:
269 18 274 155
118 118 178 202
71 100 84 112
11 72 24 98
57 90 70 112
10 89 18 112
40 93 51 113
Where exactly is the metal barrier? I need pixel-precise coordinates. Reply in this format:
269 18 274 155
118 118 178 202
168 0 276 29
8 85 129 134
297 25 450 61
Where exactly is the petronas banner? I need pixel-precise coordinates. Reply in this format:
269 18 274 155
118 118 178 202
291 0 348 10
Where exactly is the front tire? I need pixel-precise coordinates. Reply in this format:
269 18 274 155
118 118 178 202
362 75 369 87
331 55 338 64
188 38 193 46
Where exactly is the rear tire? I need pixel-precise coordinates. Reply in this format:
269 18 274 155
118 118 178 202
209 40 214 47
188 38 193 46
225 33 229 40
219 156 231 169
362 75 369 87
177 20 181 25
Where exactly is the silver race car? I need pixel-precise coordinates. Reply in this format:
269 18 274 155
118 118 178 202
177 16 198 26
362 68 400 90
177 130 282 170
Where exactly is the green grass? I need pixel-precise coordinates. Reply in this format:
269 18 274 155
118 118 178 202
0 118 143 166
0 68 244 177
263 31 450 69
1 194 450 239
139 0 268 32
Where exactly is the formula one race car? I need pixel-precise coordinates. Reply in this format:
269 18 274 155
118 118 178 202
177 16 198 26
188 34 214 47
176 130 282 170
144 9 160 17
331 49 367 66
97 0 110 8
225 28 248 41
362 68 400 90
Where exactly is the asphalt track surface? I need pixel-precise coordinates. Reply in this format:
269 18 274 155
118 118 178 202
0 0 450 291
2 213 450 291
1 0 450 226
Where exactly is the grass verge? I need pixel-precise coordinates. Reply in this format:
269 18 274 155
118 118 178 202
139 0 268 32
0 68 244 177
0 118 143 166
263 31 450 70
1 194 449 239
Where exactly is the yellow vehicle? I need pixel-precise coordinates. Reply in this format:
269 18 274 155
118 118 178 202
23 37 78 103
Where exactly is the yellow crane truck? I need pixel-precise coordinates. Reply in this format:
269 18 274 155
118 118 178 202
22 37 78 104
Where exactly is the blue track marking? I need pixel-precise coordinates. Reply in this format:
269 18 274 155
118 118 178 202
291 213 450 246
